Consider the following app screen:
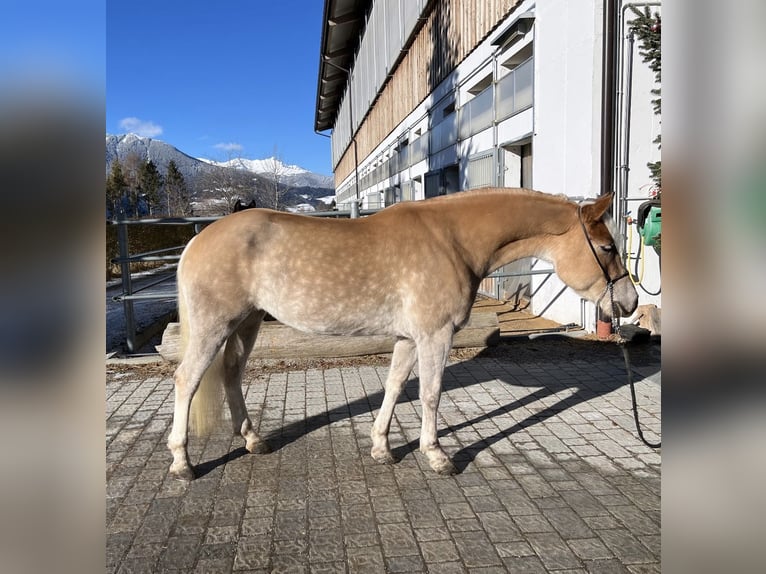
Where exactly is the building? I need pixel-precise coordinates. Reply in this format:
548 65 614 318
314 0 661 331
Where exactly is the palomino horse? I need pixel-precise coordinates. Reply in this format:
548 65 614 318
168 188 637 480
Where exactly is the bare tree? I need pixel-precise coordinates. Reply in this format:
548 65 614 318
263 145 290 210
197 152 263 215
121 152 144 216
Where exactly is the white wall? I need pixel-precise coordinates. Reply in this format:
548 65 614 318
530 0 605 328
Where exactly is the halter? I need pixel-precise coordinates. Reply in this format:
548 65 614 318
577 204 629 330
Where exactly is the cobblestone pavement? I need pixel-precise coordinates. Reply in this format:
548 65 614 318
106 339 661 573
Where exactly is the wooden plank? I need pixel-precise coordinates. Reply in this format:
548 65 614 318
157 312 500 363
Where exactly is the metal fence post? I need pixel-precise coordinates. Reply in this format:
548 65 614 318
116 210 137 352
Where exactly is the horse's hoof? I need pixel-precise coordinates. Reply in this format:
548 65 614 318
432 459 457 476
169 466 195 481
371 448 396 465
247 440 271 454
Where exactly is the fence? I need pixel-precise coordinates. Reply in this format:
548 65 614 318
109 207 381 353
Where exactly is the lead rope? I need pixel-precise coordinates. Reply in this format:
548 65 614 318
579 204 660 449
609 278 661 449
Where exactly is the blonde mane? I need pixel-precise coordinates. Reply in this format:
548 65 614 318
425 187 571 204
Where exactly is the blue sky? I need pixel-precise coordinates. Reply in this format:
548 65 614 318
1 1 104 95
107 0 332 175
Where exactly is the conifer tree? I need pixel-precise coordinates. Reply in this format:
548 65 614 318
165 160 190 216
629 7 661 193
106 159 127 217
139 160 163 215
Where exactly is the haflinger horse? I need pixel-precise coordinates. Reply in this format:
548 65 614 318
168 188 638 480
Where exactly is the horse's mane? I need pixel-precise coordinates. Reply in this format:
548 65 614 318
425 187 572 204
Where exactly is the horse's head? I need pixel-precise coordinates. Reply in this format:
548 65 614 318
554 193 638 320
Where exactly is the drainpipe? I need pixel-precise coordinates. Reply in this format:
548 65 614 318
616 2 662 243
596 0 619 334
600 0 618 206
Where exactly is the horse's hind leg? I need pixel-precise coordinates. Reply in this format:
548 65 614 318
222 310 269 454
168 335 225 481
371 338 417 464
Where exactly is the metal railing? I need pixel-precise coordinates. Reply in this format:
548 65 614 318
110 215 218 353
480 267 555 301
109 208 380 353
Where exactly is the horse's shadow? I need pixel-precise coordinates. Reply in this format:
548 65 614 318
193 337 660 478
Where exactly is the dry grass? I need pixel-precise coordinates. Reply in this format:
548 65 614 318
106 223 195 279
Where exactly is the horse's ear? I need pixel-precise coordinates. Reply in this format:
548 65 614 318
582 192 614 221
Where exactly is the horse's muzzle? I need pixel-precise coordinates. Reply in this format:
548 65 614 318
611 277 639 317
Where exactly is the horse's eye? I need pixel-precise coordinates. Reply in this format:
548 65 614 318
599 244 616 253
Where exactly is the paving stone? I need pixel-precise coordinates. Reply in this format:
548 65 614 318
158 535 202 570
608 505 660 536
583 558 631 573
542 507 595 539
559 490 609 518
495 540 534 558
233 536 271 570
116 556 159 573
106 346 660 574
598 528 657 564
513 513 555 534
500 555 548 573
385 554 425 572
420 538 460 562
194 556 234 573
452 530 503 567
567 537 613 560
272 552 309 573
310 562 346 574
308 531 345 563
378 522 419 557
476 510 522 542
346 545 386 573
526 532 582 570
427 561 467 574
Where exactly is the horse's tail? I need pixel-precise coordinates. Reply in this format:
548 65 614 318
177 263 225 437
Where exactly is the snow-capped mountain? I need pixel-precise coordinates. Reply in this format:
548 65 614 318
106 133 217 179
106 133 335 212
201 156 334 189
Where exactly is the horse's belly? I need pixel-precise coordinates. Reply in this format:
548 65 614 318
259 288 401 337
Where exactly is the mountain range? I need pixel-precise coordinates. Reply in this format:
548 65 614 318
202 157 334 189
105 133 335 211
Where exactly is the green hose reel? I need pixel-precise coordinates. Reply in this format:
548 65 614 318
637 200 661 247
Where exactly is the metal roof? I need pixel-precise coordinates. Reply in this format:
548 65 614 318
314 0 371 133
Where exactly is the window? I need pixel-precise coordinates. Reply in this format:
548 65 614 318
468 73 493 96
501 42 533 72
430 97 458 153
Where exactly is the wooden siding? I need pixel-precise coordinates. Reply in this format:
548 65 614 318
334 0 522 186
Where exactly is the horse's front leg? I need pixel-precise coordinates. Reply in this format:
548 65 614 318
416 328 456 475
371 338 417 463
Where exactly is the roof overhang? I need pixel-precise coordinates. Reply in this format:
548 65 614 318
314 0 371 133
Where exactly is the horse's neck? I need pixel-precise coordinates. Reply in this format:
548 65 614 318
444 193 574 277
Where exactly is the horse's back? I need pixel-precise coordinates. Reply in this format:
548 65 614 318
177 204 477 338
